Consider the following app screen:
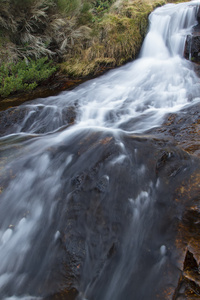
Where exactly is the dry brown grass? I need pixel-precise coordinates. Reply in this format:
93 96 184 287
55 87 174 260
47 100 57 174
60 0 163 77
0 0 92 62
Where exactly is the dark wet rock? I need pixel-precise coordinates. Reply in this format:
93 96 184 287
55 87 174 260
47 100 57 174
173 239 200 299
156 151 174 171
1 130 199 299
170 166 200 299
0 107 30 136
193 62 200 77
185 9 200 63
44 288 79 300
0 105 77 136
56 132 199 300
62 106 77 125
147 102 200 300
95 175 110 193
185 34 200 62
147 102 200 157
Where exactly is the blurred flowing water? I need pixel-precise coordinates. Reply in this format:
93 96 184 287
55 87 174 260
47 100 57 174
0 1 200 300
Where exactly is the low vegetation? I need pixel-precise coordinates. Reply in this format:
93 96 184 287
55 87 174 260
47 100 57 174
0 0 167 97
0 57 57 97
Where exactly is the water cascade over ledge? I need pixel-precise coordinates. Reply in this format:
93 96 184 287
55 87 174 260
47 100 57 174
0 1 200 300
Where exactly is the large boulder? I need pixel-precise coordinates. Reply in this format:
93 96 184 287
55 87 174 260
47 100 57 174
0 128 199 299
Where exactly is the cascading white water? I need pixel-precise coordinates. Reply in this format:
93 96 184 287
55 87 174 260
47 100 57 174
141 1 198 57
0 1 200 300
5 0 199 135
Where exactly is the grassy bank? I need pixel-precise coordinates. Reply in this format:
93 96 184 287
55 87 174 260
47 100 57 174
0 0 166 98
60 0 166 77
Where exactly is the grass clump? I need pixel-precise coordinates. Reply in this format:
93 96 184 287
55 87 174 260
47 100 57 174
0 57 57 97
61 0 157 77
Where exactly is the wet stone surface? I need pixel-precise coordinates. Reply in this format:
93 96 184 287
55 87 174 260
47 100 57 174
172 170 200 299
0 105 77 136
147 102 200 157
0 85 200 300
0 129 200 299
147 102 200 299
185 7 200 63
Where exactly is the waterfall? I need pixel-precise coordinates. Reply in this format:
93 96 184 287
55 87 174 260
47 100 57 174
141 2 198 58
0 1 200 300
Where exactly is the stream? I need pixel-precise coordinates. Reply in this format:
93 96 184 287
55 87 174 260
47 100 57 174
0 1 200 300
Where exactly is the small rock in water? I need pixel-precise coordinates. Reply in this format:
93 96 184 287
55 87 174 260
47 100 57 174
8 224 15 229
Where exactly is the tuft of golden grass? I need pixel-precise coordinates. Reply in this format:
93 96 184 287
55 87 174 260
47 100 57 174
60 0 162 77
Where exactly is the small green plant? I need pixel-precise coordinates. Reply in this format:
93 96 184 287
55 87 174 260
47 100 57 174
0 57 57 97
92 0 114 15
